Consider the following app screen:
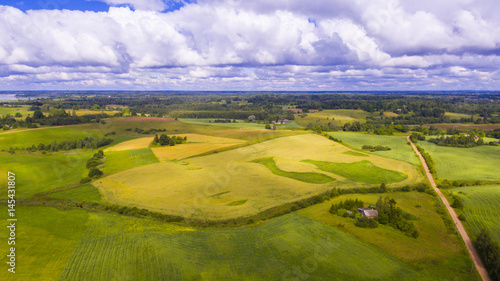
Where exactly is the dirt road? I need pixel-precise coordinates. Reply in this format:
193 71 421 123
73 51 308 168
407 136 491 281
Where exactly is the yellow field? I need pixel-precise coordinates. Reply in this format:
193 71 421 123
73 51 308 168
104 137 153 152
94 134 423 220
151 134 247 161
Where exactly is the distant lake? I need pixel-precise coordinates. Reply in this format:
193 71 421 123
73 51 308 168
0 94 19 101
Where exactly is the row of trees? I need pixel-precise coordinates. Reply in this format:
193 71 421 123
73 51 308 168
80 150 105 184
25 137 113 152
362 145 391 151
427 135 496 148
475 229 500 280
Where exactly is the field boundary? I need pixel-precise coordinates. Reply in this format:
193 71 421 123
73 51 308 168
408 136 491 281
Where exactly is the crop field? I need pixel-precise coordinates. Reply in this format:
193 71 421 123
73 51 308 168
104 137 154 152
328 132 421 165
178 118 267 130
297 192 476 280
418 141 500 181
47 184 103 203
57 212 439 281
150 133 247 161
294 109 372 127
450 185 500 243
252 157 335 184
94 134 422 220
0 151 93 197
0 207 88 281
206 128 303 142
303 160 408 184
0 126 100 151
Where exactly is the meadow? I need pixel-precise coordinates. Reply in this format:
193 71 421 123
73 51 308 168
418 141 500 181
178 118 267 130
0 151 93 197
47 184 103 203
58 212 439 281
94 134 422 220
450 185 500 243
328 132 421 165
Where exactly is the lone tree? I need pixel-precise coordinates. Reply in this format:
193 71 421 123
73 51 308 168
248 115 256 122
153 134 159 145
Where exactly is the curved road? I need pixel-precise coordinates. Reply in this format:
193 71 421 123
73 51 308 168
407 137 491 281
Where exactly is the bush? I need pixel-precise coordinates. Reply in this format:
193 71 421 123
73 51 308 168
451 197 464 209
355 217 378 228
80 177 92 184
458 214 466 221
88 168 103 178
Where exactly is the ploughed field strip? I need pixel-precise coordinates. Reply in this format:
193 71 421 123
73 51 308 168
94 134 422 220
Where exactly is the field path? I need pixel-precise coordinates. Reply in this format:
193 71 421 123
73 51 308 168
407 137 491 281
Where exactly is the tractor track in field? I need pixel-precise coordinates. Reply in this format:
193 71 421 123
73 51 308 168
407 136 491 281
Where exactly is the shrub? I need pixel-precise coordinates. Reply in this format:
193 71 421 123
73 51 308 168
451 197 464 209
88 168 103 178
458 214 466 221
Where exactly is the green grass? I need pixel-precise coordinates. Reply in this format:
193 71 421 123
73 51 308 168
329 132 420 165
450 185 500 243
0 151 93 197
252 157 335 184
0 207 88 281
343 151 369 157
418 141 500 181
303 160 408 184
47 184 103 203
101 148 159 174
297 192 477 280
0 126 102 151
58 212 437 281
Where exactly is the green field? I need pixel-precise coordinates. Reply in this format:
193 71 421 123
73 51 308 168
58 212 436 281
303 160 408 184
0 126 102 151
0 105 33 117
252 157 335 184
329 132 421 165
47 184 103 203
297 192 476 280
101 148 159 174
0 207 88 281
178 118 267 130
450 185 500 242
418 141 500 181
94 134 422 220
0 151 93 197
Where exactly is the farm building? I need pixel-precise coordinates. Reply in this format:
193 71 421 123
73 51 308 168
358 208 379 219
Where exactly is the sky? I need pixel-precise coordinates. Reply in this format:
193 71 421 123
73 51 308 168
0 0 499 91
